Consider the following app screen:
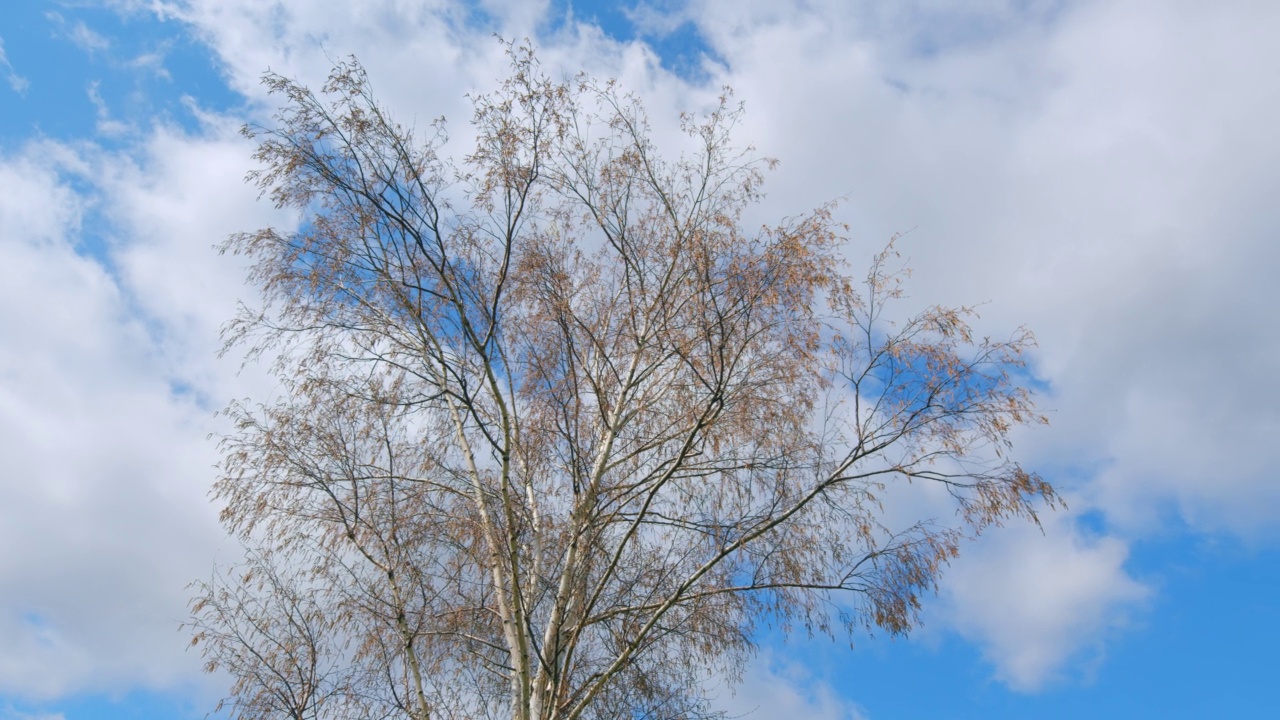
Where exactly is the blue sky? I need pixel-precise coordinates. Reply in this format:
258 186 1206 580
2 1 1279 719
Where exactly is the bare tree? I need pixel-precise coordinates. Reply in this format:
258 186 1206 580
191 46 1057 720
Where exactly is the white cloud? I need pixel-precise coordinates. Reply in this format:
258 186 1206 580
70 21 112 54
160 0 491 105
0 706 66 720
623 2 695 38
127 46 173 80
0 36 29 94
0 142 205 697
713 652 869 720
0 114 277 698
676 0 1280 534
46 12 113 55
671 0 1280 680
87 81 132 137
98 120 278 387
998 4 1280 537
940 511 1150 690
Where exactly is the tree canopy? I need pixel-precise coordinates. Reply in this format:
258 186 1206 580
191 46 1056 720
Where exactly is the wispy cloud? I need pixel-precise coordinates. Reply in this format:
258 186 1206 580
127 44 173 79
1 707 67 720
713 653 869 720
86 81 131 137
46 12 112 54
0 36 30 94
71 21 111 53
623 1 692 38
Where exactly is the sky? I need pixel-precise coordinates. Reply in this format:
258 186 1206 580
1 0 1278 718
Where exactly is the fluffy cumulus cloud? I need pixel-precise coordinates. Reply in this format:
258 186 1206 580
940 511 1150 690
684 0 1280 539
990 0 1280 537
666 0 1280 683
0 118 274 698
0 143 205 696
598 0 1253 686
2 0 1277 707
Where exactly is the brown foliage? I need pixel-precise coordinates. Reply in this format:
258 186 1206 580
191 45 1056 720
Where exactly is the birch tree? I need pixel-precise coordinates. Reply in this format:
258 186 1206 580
191 47 1057 720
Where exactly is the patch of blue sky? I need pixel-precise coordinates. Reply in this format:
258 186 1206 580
0 0 718 237
749 538 1279 718
0 2 242 150
2 688 221 720
558 0 723 81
